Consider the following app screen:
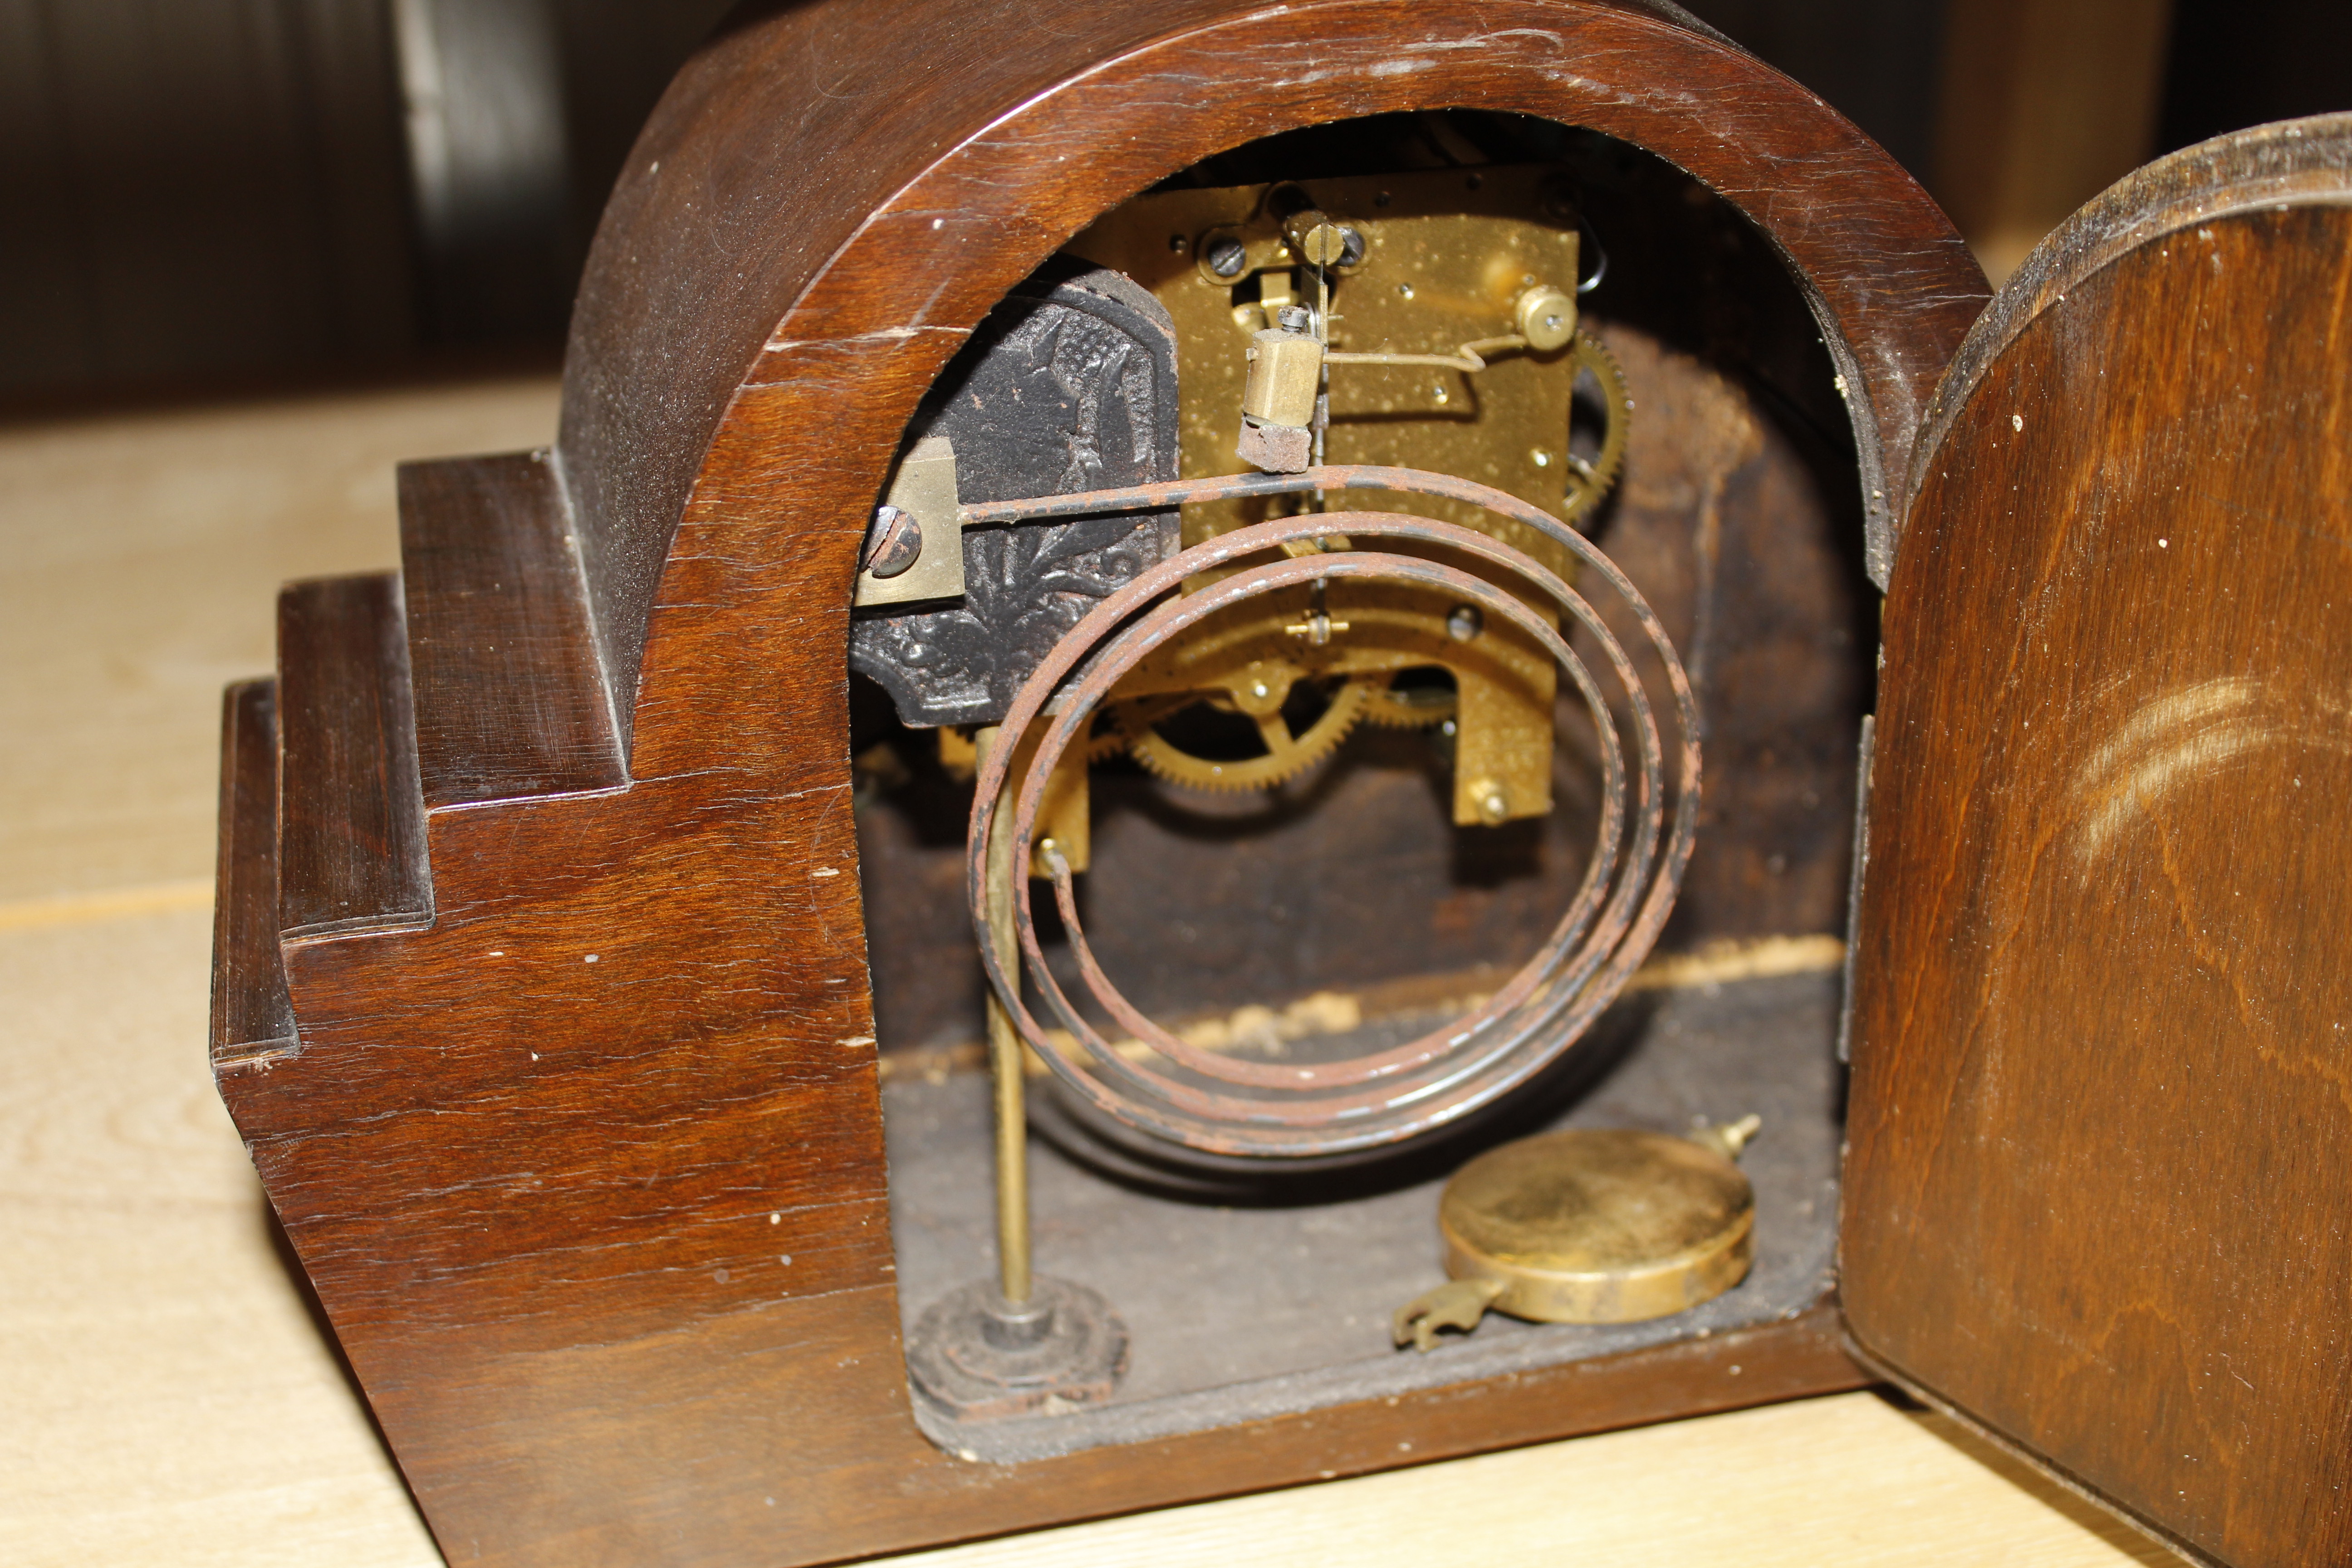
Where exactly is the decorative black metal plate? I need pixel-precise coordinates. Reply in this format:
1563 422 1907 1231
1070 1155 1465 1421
849 264 1181 728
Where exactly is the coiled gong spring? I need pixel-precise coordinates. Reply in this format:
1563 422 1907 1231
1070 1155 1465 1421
967 464 1698 1158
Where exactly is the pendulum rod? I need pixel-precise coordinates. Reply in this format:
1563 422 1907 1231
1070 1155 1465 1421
971 725 1032 1305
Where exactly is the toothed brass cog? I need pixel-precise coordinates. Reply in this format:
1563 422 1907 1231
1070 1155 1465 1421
1111 676 1374 791
1362 672 1457 730
1083 706 1135 764
1560 329 1633 526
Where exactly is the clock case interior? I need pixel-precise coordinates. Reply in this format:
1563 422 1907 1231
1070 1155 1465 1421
852 112 1881 1462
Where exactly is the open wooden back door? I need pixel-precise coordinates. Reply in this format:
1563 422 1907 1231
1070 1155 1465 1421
1843 115 2352 1568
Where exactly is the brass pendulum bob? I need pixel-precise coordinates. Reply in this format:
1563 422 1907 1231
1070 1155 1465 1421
1394 1118 1762 1352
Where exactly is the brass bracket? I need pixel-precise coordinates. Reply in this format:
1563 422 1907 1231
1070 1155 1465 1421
852 437 964 608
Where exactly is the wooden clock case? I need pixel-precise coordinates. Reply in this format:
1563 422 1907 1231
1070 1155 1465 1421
206 2 2352 1564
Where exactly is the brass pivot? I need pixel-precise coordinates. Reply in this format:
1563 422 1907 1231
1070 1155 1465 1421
1284 611 1350 645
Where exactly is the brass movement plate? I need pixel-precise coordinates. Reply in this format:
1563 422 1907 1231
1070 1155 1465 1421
1067 166 1614 824
1067 163 1588 551
1440 1129 1755 1324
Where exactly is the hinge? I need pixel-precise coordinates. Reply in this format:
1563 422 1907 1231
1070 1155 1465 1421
1835 713 1874 1067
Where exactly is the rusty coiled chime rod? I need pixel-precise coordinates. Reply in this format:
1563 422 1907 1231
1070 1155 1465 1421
966 464 1698 1158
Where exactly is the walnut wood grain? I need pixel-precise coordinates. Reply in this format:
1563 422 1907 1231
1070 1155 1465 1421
274 574 431 942
398 450 625 808
209 679 297 1068
215 5 1981 1563
237 1260 1858 1566
564 0 1981 739
1908 112 2352 522
1844 118 2352 1568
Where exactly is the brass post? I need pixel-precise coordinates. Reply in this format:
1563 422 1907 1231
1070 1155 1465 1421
972 725 1032 1304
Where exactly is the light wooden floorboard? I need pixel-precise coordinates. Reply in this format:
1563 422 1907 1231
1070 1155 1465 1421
0 908 442 1568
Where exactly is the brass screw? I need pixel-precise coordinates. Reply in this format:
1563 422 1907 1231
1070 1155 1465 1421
1471 780 1511 824
861 505 923 578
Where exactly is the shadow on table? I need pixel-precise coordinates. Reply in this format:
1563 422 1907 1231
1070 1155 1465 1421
259 1196 436 1540
1876 1389 2181 1565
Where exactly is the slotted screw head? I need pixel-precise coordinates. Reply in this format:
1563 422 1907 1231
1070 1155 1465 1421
861 505 923 578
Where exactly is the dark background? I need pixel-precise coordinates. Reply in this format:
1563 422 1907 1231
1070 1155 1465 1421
1 0 2342 408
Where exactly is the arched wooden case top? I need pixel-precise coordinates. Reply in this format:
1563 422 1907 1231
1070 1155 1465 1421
215 2 2337 1565
1844 116 2352 1568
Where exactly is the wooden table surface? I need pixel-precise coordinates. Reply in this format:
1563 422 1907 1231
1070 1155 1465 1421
0 379 2172 1567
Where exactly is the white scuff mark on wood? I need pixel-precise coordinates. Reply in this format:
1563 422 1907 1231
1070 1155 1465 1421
2063 677 2336 869
838 1035 876 1050
760 323 966 354
811 866 839 877
1397 29 1562 52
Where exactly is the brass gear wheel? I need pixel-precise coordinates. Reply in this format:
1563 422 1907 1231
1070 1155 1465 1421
1112 676 1374 791
1362 670 1458 730
1560 329 1633 527
1083 704 1136 764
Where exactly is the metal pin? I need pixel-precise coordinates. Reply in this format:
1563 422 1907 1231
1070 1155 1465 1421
1284 612 1350 645
972 725 1030 1305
